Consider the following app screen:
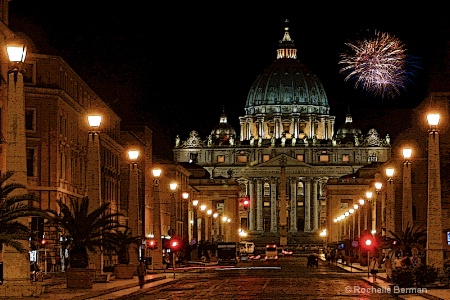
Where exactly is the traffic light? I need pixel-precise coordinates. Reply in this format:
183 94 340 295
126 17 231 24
242 197 250 210
360 235 376 250
146 239 157 250
40 238 47 247
169 237 181 252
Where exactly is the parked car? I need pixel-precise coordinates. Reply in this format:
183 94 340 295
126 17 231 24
239 254 251 262
282 248 293 256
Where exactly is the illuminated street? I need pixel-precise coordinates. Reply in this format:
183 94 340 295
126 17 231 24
119 257 397 299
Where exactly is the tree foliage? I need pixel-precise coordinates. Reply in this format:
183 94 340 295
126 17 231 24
46 196 123 268
385 223 427 256
103 227 143 264
0 171 46 253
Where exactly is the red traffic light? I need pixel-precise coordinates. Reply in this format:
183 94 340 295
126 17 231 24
40 238 47 247
146 239 157 250
360 235 376 250
242 198 250 210
169 237 181 251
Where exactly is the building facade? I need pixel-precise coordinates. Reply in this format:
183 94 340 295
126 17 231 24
173 21 391 248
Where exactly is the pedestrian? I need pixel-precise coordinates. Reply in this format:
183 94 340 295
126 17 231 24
137 261 146 289
384 254 393 282
393 254 403 270
411 253 421 268
330 248 336 265
369 256 379 282
403 253 412 269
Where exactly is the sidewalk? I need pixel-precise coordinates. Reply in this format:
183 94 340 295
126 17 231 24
334 260 450 300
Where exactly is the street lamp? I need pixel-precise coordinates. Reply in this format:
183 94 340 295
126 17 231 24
128 149 140 265
402 148 413 231
426 112 443 269
385 168 395 237
152 168 164 270
2 42 41 295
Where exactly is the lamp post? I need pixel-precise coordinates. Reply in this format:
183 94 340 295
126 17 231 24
2 42 42 296
402 148 413 231
128 149 140 265
385 168 395 237
86 114 103 272
152 168 164 270
192 199 199 260
365 191 373 231
374 182 382 235
169 182 178 236
426 113 443 269
358 199 365 238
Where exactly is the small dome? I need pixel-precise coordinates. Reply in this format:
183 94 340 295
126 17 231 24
334 113 362 145
211 110 236 145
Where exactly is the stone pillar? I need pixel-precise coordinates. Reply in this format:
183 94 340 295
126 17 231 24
2 69 44 297
402 160 413 231
427 123 443 269
128 162 140 266
270 179 277 232
256 180 263 231
304 178 311 232
289 178 298 232
249 180 255 231
312 178 319 231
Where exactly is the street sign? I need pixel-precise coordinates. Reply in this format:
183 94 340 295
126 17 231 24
352 241 358 247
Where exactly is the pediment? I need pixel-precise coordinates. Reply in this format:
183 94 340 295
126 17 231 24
254 154 312 168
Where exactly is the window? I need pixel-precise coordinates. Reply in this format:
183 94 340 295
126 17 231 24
340 200 351 209
368 152 378 162
217 155 225 163
189 153 198 163
26 148 35 176
25 109 36 132
263 201 270 207
297 201 304 207
342 154 350 162
263 154 270 162
237 155 247 163
319 154 329 162
296 154 304 161
297 181 304 195
264 183 270 196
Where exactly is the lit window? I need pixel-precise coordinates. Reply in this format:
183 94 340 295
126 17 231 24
217 155 225 163
319 155 329 162
342 154 350 162
264 183 270 196
237 155 247 163
263 154 270 162
297 182 304 195
296 154 304 161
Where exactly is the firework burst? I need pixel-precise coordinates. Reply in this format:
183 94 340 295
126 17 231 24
339 30 417 99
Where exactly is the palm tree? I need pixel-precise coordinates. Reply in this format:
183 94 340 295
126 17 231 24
46 196 123 268
385 223 427 257
103 227 143 264
0 171 46 253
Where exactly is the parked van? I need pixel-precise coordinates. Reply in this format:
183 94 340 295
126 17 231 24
239 241 255 255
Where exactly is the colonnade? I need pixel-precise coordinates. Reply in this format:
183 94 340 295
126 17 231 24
247 177 321 234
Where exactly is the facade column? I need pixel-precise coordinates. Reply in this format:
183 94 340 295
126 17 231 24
274 114 281 138
256 179 263 231
249 179 255 231
304 178 311 232
239 117 245 141
402 157 413 231
312 178 319 231
289 178 298 232
270 179 277 232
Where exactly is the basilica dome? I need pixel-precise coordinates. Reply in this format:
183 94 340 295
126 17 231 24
211 110 236 145
334 112 362 145
239 20 333 142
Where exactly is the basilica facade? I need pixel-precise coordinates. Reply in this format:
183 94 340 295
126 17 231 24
173 21 391 247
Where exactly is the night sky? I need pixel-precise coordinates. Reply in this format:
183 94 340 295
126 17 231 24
7 2 450 154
